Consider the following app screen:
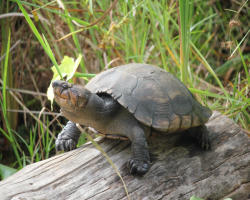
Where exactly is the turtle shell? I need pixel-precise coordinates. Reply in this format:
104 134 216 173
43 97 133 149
86 64 212 133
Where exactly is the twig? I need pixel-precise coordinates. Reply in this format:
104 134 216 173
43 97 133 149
0 40 21 62
0 86 47 97
0 12 49 23
26 63 45 106
83 0 118 29
0 109 59 116
0 79 56 139
57 0 118 41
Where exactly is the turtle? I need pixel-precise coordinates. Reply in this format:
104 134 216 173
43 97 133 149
52 63 212 176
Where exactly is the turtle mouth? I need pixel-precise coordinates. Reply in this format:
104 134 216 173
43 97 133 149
52 80 88 110
53 84 71 100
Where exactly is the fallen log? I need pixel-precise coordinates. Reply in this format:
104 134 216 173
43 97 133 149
0 111 249 200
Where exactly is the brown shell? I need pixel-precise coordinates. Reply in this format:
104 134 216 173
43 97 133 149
86 64 212 133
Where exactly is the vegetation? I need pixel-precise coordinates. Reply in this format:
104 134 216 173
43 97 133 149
0 0 249 181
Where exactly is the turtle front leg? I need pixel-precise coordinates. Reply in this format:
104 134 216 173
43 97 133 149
128 126 151 176
56 121 81 151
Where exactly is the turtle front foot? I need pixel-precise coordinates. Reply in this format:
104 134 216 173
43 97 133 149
55 121 81 152
56 136 77 151
128 159 150 176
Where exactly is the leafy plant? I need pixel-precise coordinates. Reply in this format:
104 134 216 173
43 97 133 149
0 164 17 180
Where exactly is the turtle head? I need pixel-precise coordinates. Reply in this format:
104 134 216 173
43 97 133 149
52 80 91 113
52 80 107 126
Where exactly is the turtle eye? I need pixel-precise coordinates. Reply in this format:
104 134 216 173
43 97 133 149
62 83 68 89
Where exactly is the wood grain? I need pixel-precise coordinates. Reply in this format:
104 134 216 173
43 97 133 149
0 111 249 200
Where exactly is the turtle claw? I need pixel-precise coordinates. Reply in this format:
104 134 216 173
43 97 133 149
200 130 211 150
128 159 150 176
55 121 81 152
196 125 211 150
55 138 77 152
188 125 211 150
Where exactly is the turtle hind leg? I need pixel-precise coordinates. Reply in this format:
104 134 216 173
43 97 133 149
188 125 211 150
56 121 81 151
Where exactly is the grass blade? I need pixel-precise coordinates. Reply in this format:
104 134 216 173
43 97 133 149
179 0 193 84
76 125 130 200
229 29 249 59
190 41 230 99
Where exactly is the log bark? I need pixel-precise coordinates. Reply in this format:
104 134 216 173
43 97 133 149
0 111 249 200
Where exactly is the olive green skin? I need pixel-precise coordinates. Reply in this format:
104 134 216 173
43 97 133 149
53 63 212 176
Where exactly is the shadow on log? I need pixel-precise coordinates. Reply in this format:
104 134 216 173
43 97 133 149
0 111 250 200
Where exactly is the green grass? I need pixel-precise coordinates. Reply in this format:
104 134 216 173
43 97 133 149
0 25 22 168
0 0 249 179
179 0 193 84
0 2 57 173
